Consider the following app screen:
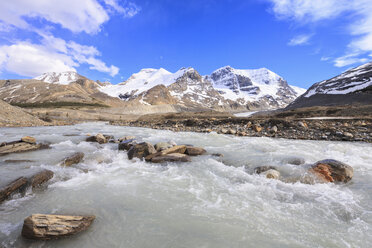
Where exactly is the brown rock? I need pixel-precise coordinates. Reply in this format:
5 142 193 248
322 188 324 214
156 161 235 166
0 170 53 203
118 136 136 142
128 142 156 160
145 145 187 161
253 125 262 132
22 214 95 240
309 159 353 183
28 170 54 188
86 133 108 144
0 177 28 203
0 142 43 156
185 146 206 156
61 152 85 167
151 153 191 163
21 136 36 144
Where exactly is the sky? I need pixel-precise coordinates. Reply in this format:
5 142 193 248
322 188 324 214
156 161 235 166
0 0 371 89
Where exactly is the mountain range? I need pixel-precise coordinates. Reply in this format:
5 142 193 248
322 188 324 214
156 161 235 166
1 62 371 118
1 66 305 113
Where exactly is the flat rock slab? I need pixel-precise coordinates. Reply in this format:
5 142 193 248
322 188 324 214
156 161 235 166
151 153 191 163
22 214 95 240
145 145 187 161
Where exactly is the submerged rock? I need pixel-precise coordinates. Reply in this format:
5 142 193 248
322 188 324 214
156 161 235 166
185 146 206 156
254 166 280 179
61 152 85 167
282 156 305 165
0 170 54 204
22 214 95 240
128 142 156 160
309 159 353 183
151 153 191 163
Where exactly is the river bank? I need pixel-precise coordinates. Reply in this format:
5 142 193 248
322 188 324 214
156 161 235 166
110 114 372 143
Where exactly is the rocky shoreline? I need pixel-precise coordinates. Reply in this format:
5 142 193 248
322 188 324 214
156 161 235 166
110 116 372 143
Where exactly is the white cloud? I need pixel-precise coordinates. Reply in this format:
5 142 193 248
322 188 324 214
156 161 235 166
0 42 76 77
0 34 119 77
0 0 136 77
288 34 312 46
334 53 368 67
320 56 330 61
267 0 372 67
103 0 141 18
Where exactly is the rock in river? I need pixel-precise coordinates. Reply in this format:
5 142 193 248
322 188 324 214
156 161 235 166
61 152 85 167
185 146 206 156
0 169 54 204
309 159 353 183
118 139 136 151
128 142 156 160
22 214 95 240
151 153 191 163
0 138 48 156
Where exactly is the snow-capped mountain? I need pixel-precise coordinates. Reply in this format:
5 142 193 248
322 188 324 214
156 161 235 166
304 62 372 97
98 66 305 110
206 66 305 108
34 71 83 85
100 68 190 100
287 62 372 109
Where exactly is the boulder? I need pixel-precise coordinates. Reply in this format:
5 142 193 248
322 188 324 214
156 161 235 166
185 146 206 156
118 139 136 151
22 214 95 240
86 133 109 144
127 142 156 160
309 159 353 183
154 142 173 151
145 145 187 161
151 153 191 163
0 170 53 204
21 136 36 144
61 152 85 167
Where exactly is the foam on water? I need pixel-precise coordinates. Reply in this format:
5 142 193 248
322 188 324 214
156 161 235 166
0 122 371 247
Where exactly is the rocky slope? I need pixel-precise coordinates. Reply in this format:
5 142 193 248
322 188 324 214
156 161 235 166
0 76 123 108
206 66 305 109
287 62 372 109
0 99 48 127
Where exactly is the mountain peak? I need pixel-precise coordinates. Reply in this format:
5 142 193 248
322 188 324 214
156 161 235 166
34 71 83 85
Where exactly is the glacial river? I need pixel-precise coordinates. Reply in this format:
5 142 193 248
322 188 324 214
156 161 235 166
0 122 371 247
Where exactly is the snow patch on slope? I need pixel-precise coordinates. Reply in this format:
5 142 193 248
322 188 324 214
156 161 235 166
100 68 193 99
34 71 80 85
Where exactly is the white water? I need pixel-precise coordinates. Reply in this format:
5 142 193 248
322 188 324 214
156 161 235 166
0 122 371 248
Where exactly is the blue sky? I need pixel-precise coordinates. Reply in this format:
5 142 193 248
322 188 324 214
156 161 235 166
0 0 371 89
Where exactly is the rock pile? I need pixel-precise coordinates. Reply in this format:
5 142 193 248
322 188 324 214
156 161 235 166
0 136 49 156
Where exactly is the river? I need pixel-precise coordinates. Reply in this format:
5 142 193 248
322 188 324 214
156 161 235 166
0 122 371 247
